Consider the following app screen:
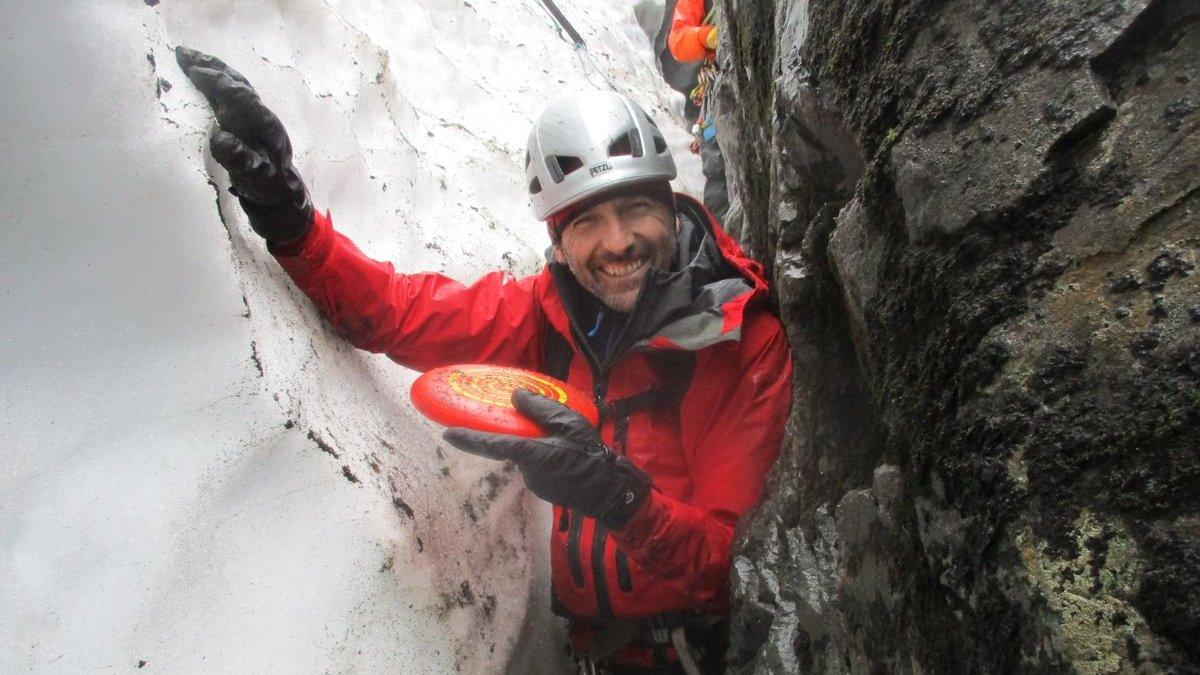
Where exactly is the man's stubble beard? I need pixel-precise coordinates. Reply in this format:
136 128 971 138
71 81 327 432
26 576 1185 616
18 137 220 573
565 254 640 313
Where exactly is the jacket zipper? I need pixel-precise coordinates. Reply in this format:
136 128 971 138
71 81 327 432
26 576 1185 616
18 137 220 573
616 550 633 592
567 510 585 588
587 375 615 617
552 266 656 619
592 524 613 618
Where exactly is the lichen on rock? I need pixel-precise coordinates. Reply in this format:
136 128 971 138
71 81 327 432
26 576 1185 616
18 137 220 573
1018 511 1148 674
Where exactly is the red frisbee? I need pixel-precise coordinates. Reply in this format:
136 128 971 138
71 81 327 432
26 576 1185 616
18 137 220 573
410 364 599 438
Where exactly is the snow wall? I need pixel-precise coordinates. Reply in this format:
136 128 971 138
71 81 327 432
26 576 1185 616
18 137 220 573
0 1 700 672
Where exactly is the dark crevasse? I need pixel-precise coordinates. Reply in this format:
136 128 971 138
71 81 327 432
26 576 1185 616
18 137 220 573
712 0 1200 671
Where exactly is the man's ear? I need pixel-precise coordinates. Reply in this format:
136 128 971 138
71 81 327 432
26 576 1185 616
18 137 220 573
545 222 563 259
546 223 566 263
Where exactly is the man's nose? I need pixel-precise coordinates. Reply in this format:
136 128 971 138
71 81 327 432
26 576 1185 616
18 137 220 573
597 216 635 254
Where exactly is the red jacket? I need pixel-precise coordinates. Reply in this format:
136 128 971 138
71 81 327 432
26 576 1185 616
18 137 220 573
273 194 792 621
668 0 714 63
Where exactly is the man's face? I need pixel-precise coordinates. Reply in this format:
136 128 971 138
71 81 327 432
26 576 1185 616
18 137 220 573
555 194 677 313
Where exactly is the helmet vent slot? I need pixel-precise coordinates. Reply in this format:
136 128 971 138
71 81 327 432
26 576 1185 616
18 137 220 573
607 134 631 157
547 155 583 183
653 133 667 154
529 176 542 194
608 130 643 158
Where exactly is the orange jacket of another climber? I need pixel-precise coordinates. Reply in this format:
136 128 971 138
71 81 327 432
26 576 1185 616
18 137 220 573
668 0 715 63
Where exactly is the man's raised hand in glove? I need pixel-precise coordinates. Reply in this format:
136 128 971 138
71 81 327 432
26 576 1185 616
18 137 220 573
443 390 652 530
175 47 313 245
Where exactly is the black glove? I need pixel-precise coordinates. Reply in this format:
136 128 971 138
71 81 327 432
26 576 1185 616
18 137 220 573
444 390 652 530
175 46 313 244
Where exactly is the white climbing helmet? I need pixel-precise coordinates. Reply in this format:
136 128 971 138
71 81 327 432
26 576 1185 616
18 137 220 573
526 90 676 221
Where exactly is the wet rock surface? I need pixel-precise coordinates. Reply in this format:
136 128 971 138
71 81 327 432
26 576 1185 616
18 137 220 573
715 0 1199 671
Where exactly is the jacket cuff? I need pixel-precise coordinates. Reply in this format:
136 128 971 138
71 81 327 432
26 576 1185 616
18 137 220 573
608 488 668 551
271 208 336 275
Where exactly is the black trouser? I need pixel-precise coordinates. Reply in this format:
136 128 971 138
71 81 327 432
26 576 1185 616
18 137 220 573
604 663 687 675
582 616 729 675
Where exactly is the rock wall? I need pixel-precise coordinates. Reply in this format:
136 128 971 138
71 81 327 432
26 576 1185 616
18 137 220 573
713 0 1199 671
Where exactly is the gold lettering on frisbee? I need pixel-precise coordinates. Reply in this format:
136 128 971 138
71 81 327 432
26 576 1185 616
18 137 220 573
448 367 569 407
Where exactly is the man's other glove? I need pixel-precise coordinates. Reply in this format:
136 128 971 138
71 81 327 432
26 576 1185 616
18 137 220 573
175 47 313 244
703 26 719 51
444 390 652 530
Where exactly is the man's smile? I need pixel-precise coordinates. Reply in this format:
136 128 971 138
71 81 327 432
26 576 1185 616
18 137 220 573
598 258 647 278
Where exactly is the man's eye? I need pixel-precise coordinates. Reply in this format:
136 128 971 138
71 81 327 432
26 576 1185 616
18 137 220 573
568 216 597 231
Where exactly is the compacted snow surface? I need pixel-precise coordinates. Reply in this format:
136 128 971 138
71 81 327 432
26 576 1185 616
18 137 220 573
0 1 699 672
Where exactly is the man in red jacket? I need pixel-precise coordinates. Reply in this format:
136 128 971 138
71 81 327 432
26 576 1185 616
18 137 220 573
665 0 730 231
667 0 718 64
176 47 791 675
